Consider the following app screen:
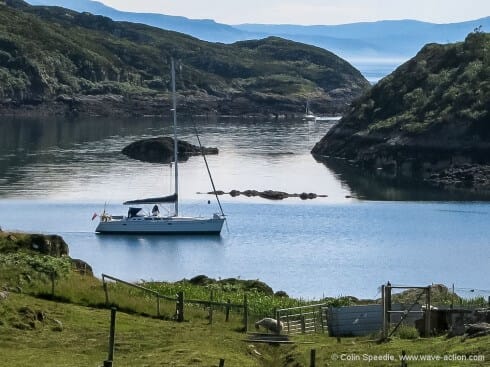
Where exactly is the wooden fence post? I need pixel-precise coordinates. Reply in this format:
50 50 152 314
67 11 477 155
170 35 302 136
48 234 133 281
177 291 184 322
157 295 160 318
50 271 55 296
243 294 248 332
381 284 387 339
400 350 408 367
425 286 431 337
320 307 325 333
310 349 316 367
219 358 225 367
103 278 109 306
209 290 214 325
385 282 392 337
225 299 231 322
103 307 117 367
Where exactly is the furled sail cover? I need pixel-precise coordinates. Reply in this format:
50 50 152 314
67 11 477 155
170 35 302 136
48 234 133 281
123 193 177 205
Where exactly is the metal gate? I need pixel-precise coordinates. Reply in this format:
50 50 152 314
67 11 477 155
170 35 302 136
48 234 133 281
276 303 327 334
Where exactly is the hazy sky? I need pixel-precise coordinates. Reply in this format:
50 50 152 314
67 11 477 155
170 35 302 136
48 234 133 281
98 0 490 25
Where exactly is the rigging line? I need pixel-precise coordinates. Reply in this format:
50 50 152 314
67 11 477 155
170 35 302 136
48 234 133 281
193 124 225 217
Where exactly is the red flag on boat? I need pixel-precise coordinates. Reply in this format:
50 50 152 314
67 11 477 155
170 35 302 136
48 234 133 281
91 213 98 220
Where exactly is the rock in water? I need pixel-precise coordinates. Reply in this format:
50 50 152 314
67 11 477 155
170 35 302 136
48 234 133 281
122 137 218 163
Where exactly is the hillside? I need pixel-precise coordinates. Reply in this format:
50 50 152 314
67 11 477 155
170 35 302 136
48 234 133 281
312 32 490 191
26 0 490 64
0 0 369 116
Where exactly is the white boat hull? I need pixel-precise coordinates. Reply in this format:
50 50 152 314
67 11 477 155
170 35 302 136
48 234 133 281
96 215 225 234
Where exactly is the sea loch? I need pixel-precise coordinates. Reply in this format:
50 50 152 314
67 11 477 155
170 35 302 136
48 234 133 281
0 116 488 300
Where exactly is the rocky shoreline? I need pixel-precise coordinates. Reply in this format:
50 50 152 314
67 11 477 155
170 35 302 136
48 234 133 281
0 90 353 118
426 164 490 191
312 139 490 194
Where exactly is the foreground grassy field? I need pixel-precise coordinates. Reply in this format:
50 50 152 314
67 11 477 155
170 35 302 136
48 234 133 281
1 291 489 367
1 232 489 366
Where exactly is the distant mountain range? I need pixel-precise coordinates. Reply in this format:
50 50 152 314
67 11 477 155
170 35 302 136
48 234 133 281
26 0 490 65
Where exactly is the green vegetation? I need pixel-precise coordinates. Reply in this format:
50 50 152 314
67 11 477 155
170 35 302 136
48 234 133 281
395 324 420 340
1 232 489 366
1 292 489 366
143 277 354 316
0 0 369 115
317 31 489 139
312 32 490 191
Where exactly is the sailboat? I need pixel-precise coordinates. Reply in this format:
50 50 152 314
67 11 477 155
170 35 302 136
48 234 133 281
95 59 226 234
303 101 316 122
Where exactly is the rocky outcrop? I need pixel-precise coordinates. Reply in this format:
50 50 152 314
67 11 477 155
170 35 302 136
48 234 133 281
0 231 94 276
0 232 69 257
70 258 93 276
312 32 490 193
204 189 327 200
122 137 218 163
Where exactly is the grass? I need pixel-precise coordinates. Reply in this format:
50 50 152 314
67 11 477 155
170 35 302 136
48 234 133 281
1 292 489 367
1 236 489 366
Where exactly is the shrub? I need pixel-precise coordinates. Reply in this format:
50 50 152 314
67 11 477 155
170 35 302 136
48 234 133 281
395 324 419 339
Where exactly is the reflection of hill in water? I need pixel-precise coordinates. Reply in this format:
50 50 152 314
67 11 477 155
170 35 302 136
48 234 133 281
0 116 162 192
317 157 490 201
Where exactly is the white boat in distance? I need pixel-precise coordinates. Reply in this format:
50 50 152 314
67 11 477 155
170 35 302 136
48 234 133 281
95 59 225 234
303 101 316 121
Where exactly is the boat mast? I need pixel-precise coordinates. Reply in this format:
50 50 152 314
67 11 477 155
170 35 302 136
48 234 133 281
171 58 179 216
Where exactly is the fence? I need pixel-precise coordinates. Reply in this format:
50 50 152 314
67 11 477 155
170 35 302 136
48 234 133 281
276 303 328 334
101 274 247 327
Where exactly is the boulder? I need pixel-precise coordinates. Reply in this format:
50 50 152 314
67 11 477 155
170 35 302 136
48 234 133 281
27 234 69 257
463 322 490 339
71 259 93 276
122 137 218 164
259 190 289 200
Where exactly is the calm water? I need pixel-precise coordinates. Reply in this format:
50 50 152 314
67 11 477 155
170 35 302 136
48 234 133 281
0 116 489 300
351 58 405 83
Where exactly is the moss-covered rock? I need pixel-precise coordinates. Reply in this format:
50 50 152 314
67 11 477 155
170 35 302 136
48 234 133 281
0 232 69 257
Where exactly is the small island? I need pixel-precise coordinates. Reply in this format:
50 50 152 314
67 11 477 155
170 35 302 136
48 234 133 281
122 137 218 163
